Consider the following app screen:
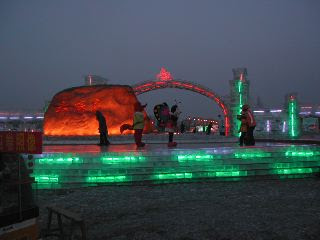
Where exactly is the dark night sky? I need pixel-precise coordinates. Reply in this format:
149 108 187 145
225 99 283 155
0 0 319 118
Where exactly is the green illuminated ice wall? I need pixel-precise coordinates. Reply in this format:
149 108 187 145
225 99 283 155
26 145 320 189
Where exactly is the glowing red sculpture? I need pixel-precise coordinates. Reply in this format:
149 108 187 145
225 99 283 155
44 85 151 136
156 67 173 81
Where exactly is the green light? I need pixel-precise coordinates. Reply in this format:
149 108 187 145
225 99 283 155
272 162 315 175
177 154 214 162
38 156 81 164
153 170 247 180
34 174 59 183
207 165 240 171
288 97 299 138
273 163 304 169
234 152 271 159
29 145 320 189
155 173 192 180
285 151 318 157
274 168 313 175
101 155 146 164
86 175 127 183
231 80 244 136
238 81 243 109
206 170 247 177
215 171 241 177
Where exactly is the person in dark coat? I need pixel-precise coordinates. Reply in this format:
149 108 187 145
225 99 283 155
206 122 212 135
166 104 181 147
95 110 110 146
218 115 225 136
180 121 185 133
242 104 256 146
237 110 248 146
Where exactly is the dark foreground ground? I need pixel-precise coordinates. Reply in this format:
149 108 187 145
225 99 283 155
36 178 320 240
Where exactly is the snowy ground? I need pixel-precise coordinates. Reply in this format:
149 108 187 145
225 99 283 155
37 178 320 240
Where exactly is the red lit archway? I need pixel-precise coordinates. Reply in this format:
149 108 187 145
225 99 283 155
132 79 230 136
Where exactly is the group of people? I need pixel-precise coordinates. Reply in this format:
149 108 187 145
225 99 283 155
96 102 256 148
237 104 256 146
96 101 182 148
129 101 183 148
132 101 182 148
95 102 147 147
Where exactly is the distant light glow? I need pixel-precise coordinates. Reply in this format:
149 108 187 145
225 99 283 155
36 116 44 119
282 121 286 133
24 116 33 119
0 116 7 119
9 116 20 120
266 120 271 132
253 110 265 113
270 110 282 113
315 112 320 115
89 75 92 85
299 112 311 115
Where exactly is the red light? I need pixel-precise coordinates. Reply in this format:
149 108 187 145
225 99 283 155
156 81 166 85
156 67 173 81
133 78 231 136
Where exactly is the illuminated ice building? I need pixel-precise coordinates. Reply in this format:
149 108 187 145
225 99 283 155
252 98 320 137
0 111 44 131
228 68 319 137
0 69 319 137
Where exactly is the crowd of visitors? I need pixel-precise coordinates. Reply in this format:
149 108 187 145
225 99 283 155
97 102 256 148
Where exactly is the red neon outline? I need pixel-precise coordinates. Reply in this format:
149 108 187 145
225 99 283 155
133 80 230 136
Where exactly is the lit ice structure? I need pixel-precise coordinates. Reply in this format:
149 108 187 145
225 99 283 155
43 85 151 136
25 145 320 189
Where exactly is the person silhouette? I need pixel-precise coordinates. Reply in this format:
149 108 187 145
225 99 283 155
95 111 110 146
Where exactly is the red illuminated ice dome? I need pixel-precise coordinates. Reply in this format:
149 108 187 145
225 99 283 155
44 85 151 136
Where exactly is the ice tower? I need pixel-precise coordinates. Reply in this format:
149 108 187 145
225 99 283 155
229 68 250 136
286 93 300 138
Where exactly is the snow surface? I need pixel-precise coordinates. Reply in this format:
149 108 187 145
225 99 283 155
37 179 320 240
